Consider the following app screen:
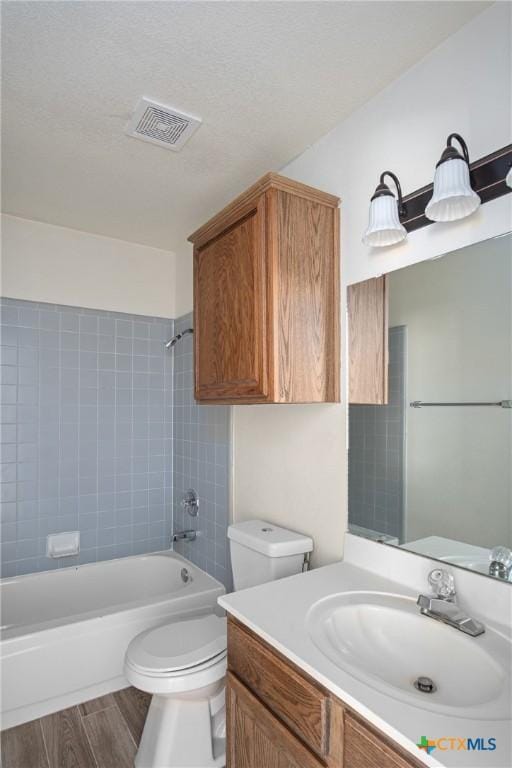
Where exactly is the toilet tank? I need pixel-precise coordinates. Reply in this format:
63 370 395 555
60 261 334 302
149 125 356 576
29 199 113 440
228 520 313 590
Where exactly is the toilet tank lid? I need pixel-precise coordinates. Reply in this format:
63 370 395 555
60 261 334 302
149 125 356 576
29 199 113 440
228 520 313 557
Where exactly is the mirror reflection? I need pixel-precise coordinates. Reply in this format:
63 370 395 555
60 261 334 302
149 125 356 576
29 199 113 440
348 233 512 580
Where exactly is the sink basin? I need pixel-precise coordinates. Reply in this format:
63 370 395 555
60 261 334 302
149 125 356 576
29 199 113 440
306 591 511 719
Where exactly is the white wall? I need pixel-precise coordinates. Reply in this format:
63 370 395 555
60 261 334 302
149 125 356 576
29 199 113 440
389 236 511 548
1 214 177 318
174 245 194 319
231 3 512 566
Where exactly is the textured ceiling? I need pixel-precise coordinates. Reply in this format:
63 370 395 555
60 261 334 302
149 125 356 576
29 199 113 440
2 1 489 253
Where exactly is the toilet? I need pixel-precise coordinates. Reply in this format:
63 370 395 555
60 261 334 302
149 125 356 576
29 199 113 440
124 519 313 768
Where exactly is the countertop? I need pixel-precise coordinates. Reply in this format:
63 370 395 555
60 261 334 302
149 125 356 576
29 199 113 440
218 560 512 768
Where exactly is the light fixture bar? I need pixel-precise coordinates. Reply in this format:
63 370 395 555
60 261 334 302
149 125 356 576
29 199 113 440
400 143 512 233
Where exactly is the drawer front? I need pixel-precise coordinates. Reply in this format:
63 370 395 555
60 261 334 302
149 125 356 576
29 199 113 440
227 619 329 758
344 713 423 768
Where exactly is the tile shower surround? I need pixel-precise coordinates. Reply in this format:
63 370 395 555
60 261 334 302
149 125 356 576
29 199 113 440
0 297 174 576
171 312 232 591
0 298 231 588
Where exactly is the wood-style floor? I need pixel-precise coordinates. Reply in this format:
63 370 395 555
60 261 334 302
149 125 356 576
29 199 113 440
0 687 151 768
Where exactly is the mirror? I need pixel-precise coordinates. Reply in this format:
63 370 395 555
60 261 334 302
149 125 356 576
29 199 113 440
348 233 512 581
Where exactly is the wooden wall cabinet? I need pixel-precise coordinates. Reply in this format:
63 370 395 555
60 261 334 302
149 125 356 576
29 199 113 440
188 173 340 404
227 617 423 768
347 275 389 405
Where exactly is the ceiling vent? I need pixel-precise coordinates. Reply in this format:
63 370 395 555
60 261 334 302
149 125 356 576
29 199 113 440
125 98 201 151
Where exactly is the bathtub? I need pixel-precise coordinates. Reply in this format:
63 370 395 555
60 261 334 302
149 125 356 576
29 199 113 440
0 550 225 729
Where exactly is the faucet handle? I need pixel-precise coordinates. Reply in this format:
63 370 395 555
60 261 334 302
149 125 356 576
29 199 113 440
489 546 512 580
428 568 456 600
490 546 512 567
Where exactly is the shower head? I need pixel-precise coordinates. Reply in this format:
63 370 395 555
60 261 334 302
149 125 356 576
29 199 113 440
165 328 194 349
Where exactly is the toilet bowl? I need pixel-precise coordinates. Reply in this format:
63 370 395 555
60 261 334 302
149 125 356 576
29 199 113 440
124 614 227 768
125 520 313 768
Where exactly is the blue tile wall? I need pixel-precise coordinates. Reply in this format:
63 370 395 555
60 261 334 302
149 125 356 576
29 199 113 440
0 297 174 576
171 312 232 590
348 326 406 541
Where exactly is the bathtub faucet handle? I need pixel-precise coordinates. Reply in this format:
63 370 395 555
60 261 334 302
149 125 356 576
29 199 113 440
181 489 199 517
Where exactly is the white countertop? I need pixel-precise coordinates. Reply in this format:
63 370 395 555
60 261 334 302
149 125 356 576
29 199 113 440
219 558 511 768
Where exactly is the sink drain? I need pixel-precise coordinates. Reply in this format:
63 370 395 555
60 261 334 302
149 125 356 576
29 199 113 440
413 676 437 694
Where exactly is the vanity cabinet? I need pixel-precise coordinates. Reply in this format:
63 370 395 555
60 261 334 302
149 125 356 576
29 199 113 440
347 275 388 404
227 673 325 768
188 173 340 404
227 617 423 768
344 713 420 768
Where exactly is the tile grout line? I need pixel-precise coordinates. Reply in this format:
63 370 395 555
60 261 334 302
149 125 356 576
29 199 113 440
111 695 139 749
79 705 107 768
81 726 100 768
79 700 117 719
37 719 51 768
79 697 138 752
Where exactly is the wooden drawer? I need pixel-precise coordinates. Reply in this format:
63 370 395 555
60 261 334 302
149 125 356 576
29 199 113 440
227 619 330 758
344 713 423 768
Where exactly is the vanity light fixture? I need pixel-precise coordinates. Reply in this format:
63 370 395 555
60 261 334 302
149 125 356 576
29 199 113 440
506 164 512 189
425 133 481 222
362 171 407 248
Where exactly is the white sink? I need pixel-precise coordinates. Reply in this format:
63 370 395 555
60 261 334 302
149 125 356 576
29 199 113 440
306 591 511 719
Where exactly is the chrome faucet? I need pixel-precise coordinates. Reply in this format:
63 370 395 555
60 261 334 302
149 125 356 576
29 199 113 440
172 530 196 543
489 546 512 580
417 568 485 637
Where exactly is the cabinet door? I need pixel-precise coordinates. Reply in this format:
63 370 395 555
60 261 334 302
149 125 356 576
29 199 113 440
194 196 272 402
274 188 340 403
226 672 326 768
344 713 423 768
347 275 388 404
227 618 329 758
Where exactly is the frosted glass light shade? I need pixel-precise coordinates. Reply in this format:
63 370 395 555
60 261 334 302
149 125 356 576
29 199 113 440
363 194 407 247
506 165 512 189
425 157 481 222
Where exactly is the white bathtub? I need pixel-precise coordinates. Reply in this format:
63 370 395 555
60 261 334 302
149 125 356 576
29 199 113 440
0 550 225 729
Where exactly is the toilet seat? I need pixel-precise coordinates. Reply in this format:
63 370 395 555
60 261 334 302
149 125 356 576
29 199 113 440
124 614 228 697
125 649 227 697
126 648 227 679
126 614 227 676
